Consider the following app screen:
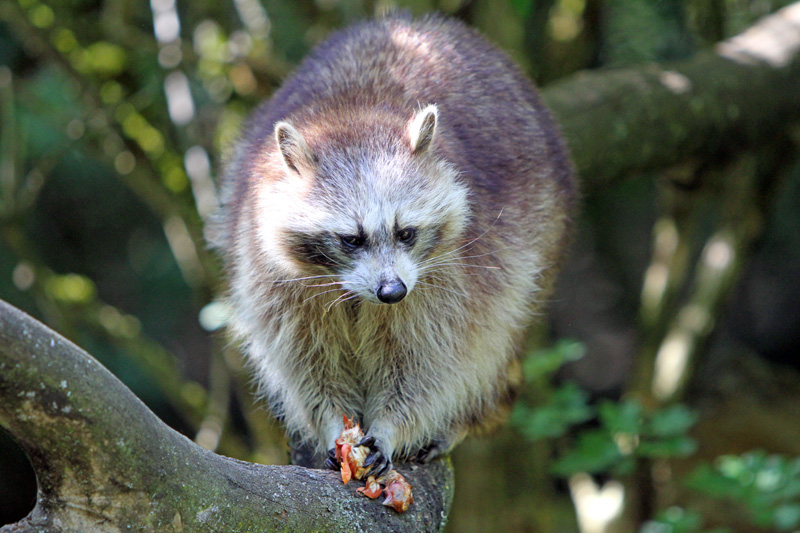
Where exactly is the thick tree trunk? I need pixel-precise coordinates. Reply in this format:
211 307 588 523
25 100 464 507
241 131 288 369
0 299 453 532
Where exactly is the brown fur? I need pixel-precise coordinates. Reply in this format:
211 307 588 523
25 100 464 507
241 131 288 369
209 13 577 468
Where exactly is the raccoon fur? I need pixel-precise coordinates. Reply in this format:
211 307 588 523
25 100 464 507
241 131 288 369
209 13 577 473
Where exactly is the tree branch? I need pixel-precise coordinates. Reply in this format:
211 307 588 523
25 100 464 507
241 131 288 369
0 299 453 532
544 2 800 191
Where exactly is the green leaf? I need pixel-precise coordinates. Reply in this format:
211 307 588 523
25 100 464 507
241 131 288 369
638 436 697 458
688 452 800 531
509 0 533 19
611 455 637 477
513 382 594 440
522 339 585 381
83 42 128 77
686 462 748 499
640 506 705 533
598 399 643 434
774 504 800 531
551 430 622 476
647 405 698 438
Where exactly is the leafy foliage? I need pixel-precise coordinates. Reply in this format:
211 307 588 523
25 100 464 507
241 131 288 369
639 506 715 533
687 452 800 531
514 383 698 477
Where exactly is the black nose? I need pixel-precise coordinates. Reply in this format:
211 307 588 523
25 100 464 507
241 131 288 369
376 279 407 304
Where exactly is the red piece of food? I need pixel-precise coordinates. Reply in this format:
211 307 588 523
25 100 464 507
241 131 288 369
339 442 353 484
355 471 414 513
381 471 414 513
356 476 383 499
334 415 365 484
343 415 354 431
333 415 414 513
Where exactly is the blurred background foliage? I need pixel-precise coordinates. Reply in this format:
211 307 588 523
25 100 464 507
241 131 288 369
1 0 799 531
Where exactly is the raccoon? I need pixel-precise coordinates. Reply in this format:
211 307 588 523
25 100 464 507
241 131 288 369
209 13 577 475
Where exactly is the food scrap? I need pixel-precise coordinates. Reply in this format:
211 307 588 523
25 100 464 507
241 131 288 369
334 415 414 513
334 415 370 483
378 470 415 513
357 475 383 499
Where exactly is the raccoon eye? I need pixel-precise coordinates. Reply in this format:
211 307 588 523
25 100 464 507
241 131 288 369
340 234 365 248
396 227 417 245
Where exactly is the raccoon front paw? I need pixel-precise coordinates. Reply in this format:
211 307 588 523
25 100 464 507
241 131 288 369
358 436 392 478
332 416 393 481
414 439 449 464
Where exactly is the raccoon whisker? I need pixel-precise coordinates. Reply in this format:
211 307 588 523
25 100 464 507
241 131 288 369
301 287 348 304
453 247 510 261
325 291 356 312
273 274 342 283
418 264 499 279
421 209 506 265
420 262 501 271
337 293 360 308
421 246 508 268
415 281 468 298
424 271 485 284
317 249 346 268
303 281 349 288
340 293 362 309
419 245 487 267
419 246 473 265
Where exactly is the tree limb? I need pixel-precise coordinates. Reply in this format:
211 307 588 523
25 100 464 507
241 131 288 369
0 299 453 532
544 2 800 191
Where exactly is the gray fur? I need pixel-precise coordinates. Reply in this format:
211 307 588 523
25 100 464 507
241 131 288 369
209 14 577 467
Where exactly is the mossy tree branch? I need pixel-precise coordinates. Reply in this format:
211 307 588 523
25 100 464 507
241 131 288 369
544 2 800 191
0 299 453 532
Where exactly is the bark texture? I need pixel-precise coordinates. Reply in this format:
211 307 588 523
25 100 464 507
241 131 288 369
544 2 800 191
0 299 453 532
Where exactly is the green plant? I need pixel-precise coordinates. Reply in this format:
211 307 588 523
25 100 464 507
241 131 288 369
513 342 698 477
687 452 800 532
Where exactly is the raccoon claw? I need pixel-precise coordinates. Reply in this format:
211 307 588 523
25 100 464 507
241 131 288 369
324 447 340 470
414 440 448 464
361 445 392 478
358 435 376 448
355 433 392 477
358 435 392 477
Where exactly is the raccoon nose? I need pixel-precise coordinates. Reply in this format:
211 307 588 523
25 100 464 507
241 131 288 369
376 279 407 304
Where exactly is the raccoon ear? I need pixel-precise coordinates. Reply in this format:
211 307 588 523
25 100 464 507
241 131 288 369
408 104 438 154
274 121 315 175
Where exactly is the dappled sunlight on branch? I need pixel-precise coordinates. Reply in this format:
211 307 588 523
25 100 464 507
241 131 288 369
717 3 800 67
652 229 738 403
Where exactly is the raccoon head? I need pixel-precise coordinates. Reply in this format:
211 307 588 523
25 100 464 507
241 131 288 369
260 105 470 305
